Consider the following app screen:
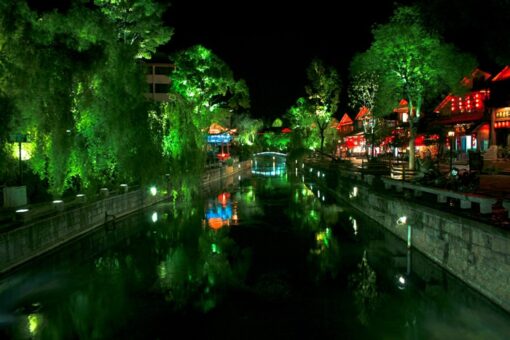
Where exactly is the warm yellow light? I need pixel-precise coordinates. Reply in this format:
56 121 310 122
11 143 33 160
448 131 455 137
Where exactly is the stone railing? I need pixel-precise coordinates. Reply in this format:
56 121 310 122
381 177 497 214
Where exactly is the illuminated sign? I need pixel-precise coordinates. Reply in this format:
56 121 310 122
207 133 232 144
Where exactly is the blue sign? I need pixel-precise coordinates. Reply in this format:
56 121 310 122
207 133 232 144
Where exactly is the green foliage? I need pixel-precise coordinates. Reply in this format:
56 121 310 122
271 118 283 128
234 114 263 147
347 70 379 114
286 97 320 151
151 45 250 201
94 0 173 59
171 45 248 131
260 132 291 152
286 59 340 155
354 5 476 168
0 0 170 195
305 59 341 152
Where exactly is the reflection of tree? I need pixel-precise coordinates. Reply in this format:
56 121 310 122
309 228 341 282
286 185 322 232
36 253 131 339
350 250 378 326
158 210 249 313
234 186 263 219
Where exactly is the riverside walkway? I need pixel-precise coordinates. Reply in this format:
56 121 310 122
306 154 510 227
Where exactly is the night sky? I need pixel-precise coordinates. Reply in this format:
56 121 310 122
30 0 510 121
162 0 411 121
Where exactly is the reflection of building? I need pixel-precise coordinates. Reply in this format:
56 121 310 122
205 192 233 229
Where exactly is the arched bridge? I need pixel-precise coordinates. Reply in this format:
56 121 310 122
252 152 287 176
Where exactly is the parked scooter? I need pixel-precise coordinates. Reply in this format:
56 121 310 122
446 168 480 192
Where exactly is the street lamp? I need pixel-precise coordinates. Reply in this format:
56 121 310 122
396 215 411 249
448 130 455 173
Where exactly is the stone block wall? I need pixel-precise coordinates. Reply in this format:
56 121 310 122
333 178 510 312
0 190 160 273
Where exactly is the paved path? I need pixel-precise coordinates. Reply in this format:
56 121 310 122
325 156 510 201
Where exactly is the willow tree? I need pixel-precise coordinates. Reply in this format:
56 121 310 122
0 0 171 195
305 59 341 153
358 6 475 170
155 45 249 200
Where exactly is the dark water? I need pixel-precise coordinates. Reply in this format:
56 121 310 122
1 165 510 339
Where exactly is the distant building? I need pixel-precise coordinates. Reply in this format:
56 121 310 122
429 66 510 160
144 62 174 102
490 66 510 150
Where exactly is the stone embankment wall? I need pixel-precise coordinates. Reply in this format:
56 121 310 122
0 190 158 273
330 175 510 312
0 160 252 274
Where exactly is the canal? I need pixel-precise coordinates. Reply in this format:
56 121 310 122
1 161 510 339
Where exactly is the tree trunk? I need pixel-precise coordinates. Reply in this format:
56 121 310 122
408 100 416 170
371 125 376 159
320 128 325 153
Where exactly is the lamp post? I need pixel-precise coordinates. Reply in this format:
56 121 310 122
397 215 411 249
8 133 29 185
448 130 455 173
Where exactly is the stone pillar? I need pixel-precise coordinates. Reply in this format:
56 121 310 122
3 186 27 207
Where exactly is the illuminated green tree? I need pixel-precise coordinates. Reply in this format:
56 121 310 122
170 45 248 132
152 45 249 200
347 70 389 159
272 118 283 128
233 114 263 160
234 114 263 147
357 6 475 169
286 97 320 151
0 0 170 195
94 0 173 59
305 59 341 153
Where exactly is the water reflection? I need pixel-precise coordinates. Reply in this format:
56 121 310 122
349 250 378 326
1 168 510 338
205 192 233 229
